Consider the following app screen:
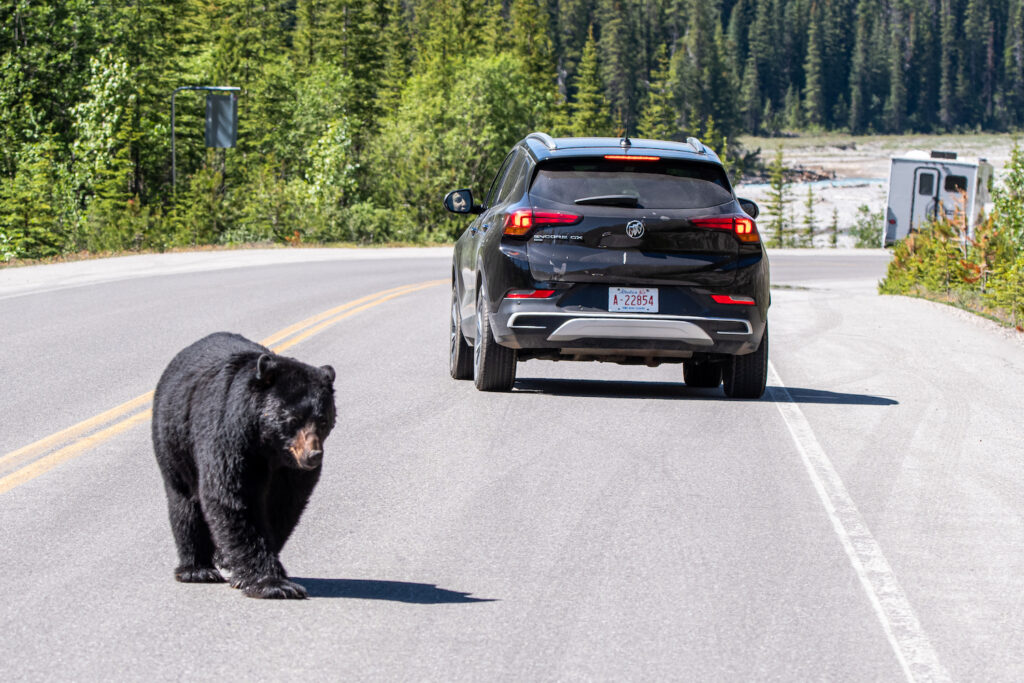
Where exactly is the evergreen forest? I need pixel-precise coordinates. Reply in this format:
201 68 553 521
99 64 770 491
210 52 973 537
3 0 1024 261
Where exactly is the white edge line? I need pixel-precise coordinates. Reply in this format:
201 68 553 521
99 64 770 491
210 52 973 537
767 361 950 683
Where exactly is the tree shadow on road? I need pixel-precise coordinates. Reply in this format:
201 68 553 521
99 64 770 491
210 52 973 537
291 578 497 603
513 378 898 406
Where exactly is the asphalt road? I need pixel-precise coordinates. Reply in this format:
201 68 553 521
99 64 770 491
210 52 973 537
1 247 1022 681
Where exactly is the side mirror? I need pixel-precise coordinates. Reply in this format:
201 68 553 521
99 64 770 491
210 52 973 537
444 189 478 214
738 197 759 219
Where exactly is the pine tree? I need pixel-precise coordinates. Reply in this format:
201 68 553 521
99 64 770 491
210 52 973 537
1004 0 1024 128
509 0 564 133
762 98 778 136
598 0 641 132
784 84 803 130
377 0 412 117
511 0 557 92
884 6 907 133
939 0 959 130
803 4 825 129
848 0 870 133
959 0 993 127
571 26 615 136
739 53 761 133
766 148 791 248
0 136 69 258
801 184 817 247
674 0 713 135
711 20 742 138
830 207 839 248
637 44 678 139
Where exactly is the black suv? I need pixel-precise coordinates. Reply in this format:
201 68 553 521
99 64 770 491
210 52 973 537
445 133 769 397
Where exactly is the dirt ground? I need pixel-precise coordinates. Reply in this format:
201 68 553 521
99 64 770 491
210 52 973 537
733 133 1019 247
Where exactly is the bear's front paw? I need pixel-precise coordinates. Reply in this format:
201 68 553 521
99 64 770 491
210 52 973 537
243 577 308 600
175 566 225 583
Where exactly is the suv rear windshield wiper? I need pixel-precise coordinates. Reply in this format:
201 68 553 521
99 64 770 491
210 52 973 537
573 194 640 207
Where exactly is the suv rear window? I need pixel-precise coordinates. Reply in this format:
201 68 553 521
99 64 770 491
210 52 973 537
529 158 733 209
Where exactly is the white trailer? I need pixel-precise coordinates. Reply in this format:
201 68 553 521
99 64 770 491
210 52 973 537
882 151 993 246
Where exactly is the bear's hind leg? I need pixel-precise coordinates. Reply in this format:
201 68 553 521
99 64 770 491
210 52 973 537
166 488 224 583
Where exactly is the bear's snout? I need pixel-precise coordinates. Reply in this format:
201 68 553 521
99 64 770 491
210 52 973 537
288 423 324 470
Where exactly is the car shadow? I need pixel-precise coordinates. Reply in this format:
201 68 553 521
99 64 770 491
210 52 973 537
513 378 898 406
291 578 497 603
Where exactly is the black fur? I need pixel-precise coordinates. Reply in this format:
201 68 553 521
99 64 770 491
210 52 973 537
152 332 336 599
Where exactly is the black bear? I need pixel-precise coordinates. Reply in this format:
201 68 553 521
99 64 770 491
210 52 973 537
152 332 337 599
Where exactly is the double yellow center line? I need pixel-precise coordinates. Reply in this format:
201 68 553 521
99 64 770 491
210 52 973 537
0 279 445 495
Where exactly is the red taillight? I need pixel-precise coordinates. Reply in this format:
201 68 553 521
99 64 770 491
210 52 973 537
604 154 661 162
504 209 533 236
691 215 760 243
503 209 580 236
505 289 556 299
712 294 756 305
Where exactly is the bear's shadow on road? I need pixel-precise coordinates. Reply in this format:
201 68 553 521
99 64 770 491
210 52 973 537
292 578 497 603
513 378 898 405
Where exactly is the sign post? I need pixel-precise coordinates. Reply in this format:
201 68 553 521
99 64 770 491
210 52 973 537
171 85 240 193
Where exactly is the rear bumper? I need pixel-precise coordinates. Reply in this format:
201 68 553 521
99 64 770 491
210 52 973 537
491 294 766 360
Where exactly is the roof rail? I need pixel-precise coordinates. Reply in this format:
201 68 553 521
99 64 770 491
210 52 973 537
686 136 706 154
527 132 557 150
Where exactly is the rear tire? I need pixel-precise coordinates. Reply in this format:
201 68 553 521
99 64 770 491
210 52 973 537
450 285 473 380
473 284 516 392
683 360 722 388
723 324 768 399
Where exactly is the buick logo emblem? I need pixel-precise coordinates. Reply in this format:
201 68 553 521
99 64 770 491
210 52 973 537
626 220 645 239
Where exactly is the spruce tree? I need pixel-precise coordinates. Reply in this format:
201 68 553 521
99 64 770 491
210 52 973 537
784 84 803 130
637 44 678 140
801 184 817 248
959 0 993 126
766 148 791 248
739 53 761 133
598 0 641 132
884 7 907 133
939 0 959 130
803 5 825 129
1005 0 1024 129
377 0 411 117
511 0 557 92
848 0 870 133
570 26 615 136
830 207 839 248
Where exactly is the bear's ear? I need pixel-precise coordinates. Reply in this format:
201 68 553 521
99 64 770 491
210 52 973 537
256 354 279 383
320 365 336 384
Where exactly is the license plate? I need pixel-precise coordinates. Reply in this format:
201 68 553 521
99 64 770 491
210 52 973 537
609 287 658 312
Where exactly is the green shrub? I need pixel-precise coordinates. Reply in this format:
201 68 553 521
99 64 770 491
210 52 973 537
986 253 1024 328
850 204 882 248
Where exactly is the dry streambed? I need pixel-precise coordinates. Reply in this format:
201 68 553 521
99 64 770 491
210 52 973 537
734 133 1017 246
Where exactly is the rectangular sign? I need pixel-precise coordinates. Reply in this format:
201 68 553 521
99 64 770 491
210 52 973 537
205 93 238 148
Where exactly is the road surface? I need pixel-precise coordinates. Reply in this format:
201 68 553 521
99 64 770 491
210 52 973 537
1 247 1021 681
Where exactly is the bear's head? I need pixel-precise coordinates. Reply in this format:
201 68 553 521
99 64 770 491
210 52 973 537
253 354 337 471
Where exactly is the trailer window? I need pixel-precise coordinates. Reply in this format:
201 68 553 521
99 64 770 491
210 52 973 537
944 175 967 193
918 173 935 195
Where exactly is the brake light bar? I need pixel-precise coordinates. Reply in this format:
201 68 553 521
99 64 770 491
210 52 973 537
604 154 660 162
690 215 760 243
711 294 756 306
504 209 581 236
505 289 556 299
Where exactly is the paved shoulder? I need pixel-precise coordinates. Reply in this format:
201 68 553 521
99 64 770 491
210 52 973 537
0 247 454 300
